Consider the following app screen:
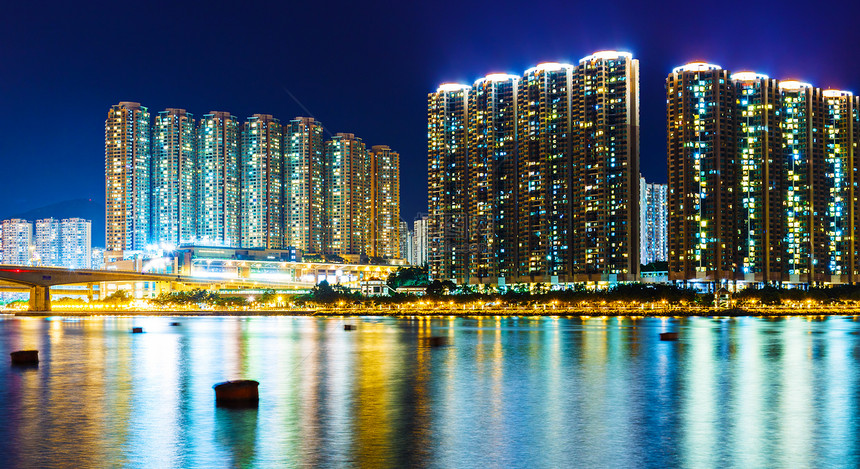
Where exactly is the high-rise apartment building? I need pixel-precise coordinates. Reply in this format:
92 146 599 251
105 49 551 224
60 218 92 269
197 111 240 247
666 63 736 283
517 63 573 281
400 220 412 263
2 219 33 266
469 73 519 282
105 102 150 252
732 72 783 282
572 51 640 282
369 145 401 259
412 214 428 267
34 218 61 266
285 117 325 254
242 114 284 249
152 108 196 247
428 84 470 281
822 89 860 282
639 179 668 265
324 133 368 256
780 81 827 284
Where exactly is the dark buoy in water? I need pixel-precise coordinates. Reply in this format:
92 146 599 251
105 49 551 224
10 350 39 365
132 327 143 333
423 336 449 347
214 380 259 407
170 322 181 326
344 324 356 331
660 332 679 341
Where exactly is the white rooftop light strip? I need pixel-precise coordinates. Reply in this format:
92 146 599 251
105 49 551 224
731 71 769 81
436 83 471 92
474 73 519 85
823 89 853 97
672 62 722 73
524 62 574 75
779 80 813 90
579 50 633 63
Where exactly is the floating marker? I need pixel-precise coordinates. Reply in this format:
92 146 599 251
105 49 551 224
423 336 449 347
10 350 39 365
214 380 259 407
660 332 679 341
170 322 181 326
344 324 356 331
132 327 143 333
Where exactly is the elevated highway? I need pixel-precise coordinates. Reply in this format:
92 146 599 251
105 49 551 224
0 265 315 311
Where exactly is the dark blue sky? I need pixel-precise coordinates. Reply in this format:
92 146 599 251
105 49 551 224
2 0 859 229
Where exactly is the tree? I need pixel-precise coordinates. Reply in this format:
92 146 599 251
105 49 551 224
103 289 132 305
387 265 430 289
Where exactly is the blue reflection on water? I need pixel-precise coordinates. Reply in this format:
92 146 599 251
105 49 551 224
0 315 858 467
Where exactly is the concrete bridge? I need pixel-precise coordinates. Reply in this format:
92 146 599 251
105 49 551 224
0 265 314 311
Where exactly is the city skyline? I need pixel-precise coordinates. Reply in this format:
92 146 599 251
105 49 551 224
4 0 859 234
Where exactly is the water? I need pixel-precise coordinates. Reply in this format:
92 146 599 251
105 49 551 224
0 315 859 468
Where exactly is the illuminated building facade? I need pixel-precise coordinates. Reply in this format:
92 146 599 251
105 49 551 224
60 218 92 269
152 108 196 247
427 84 470 282
517 63 573 281
241 114 283 249
668 61 860 285
733 72 783 282
369 145 401 259
285 117 325 254
105 102 150 251
822 90 860 282
324 133 368 256
572 51 640 282
1 219 33 266
666 63 736 282
428 52 641 285
34 218 61 266
469 73 519 282
400 220 411 262
780 81 827 283
640 179 668 265
412 214 428 266
197 111 240 247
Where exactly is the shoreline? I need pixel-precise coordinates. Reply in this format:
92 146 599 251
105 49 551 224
6 308 860 318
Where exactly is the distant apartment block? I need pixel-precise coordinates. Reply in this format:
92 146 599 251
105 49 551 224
639 178 668 265
106 103 402 262
35 218 61 266
61 218 92 269
1 219 33 265
412 214 428 266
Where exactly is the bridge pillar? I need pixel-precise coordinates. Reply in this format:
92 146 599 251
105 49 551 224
29 286 51 311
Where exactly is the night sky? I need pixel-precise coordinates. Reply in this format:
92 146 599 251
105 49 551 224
2 0 859 238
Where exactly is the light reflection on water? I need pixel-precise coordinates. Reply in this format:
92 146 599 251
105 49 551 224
0 315 859 467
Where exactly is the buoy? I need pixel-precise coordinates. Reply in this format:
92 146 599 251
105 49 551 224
344 324 356 331
214 380 259 406
170 322 181 326
660 332 679 341
132 327 143 333
10 350 39 365
423 336 449 347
